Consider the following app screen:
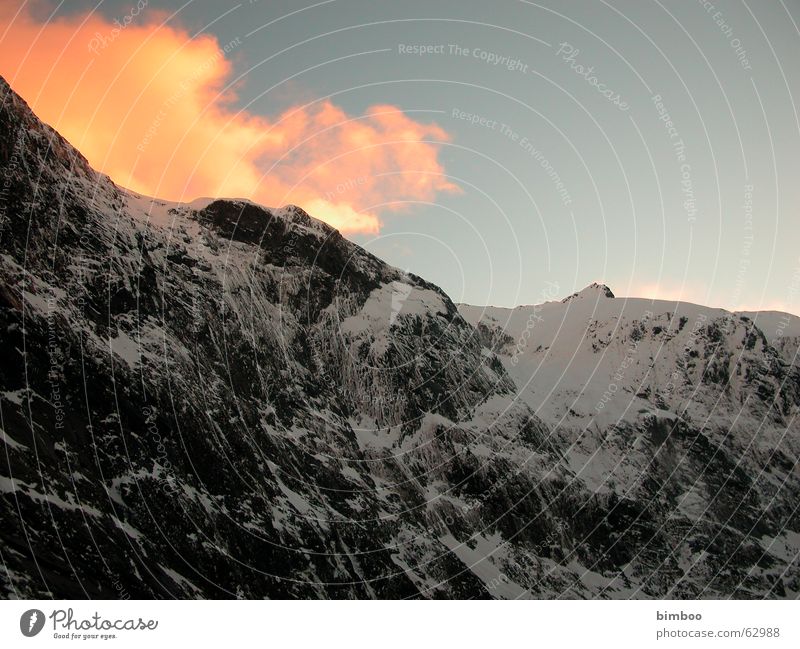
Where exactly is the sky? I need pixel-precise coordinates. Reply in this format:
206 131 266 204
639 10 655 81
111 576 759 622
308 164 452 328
1 0 799 314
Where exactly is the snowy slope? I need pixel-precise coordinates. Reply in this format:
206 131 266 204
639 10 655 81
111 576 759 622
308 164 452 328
1 74 799 599
460 285 797 428
737 310 800 367
459 286 800 597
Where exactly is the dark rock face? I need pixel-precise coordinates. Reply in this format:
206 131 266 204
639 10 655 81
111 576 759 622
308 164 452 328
1 75 799 599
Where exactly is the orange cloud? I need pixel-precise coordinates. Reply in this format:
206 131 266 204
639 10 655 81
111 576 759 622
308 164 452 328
0 3 457 233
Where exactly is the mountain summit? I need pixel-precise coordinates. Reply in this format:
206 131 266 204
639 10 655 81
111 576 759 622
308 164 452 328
561 282 616 303
1 76 799 599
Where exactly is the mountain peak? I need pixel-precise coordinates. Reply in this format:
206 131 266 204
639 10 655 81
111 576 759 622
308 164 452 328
561 282 615 303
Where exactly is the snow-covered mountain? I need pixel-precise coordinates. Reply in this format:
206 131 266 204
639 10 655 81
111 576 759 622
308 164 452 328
1 75 798 599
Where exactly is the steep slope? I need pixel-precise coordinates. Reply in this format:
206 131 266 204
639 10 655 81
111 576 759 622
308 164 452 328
1 74 798 599
738 310 800 367
0 76 562 599
460 286 800 596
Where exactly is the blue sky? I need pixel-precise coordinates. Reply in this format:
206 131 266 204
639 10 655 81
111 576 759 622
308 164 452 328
45 0 800 313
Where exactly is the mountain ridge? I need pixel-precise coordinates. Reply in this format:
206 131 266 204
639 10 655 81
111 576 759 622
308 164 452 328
1 75 799 599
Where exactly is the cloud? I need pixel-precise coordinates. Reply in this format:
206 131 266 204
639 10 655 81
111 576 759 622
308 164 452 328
0 3 457 233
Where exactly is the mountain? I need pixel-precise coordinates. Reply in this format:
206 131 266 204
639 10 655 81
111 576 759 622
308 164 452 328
458 289 800 597
1 75 798 599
